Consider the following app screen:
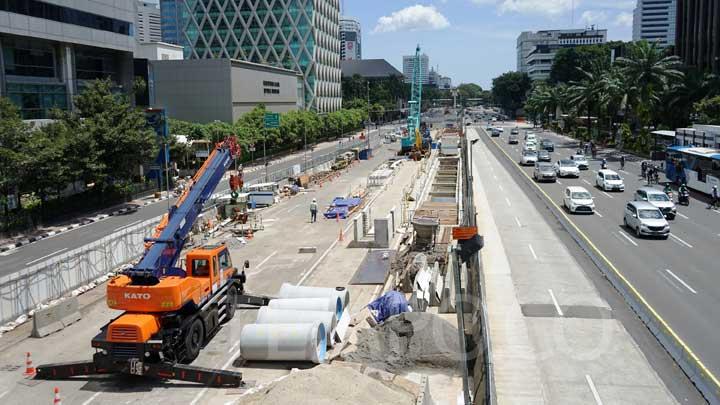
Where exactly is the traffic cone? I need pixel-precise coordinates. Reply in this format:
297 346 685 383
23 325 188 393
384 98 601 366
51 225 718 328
24 352 35 377
53 387 61 405
336 212 340 223
338 227 344 242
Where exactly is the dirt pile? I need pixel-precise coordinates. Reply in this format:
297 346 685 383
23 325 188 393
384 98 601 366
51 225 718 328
238 364 416 405
340 312 460 371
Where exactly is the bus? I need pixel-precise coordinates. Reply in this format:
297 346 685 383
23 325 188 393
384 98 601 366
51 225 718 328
665 146 720 194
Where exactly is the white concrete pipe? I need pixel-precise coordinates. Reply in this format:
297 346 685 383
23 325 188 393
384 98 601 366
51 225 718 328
268 297 342 319
255 307 337 347
239 322 326 364
277 283 350 314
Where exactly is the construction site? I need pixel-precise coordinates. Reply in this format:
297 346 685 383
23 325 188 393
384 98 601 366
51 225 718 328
0 46 488 404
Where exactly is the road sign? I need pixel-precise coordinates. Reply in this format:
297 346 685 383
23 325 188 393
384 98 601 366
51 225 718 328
149 164 161 171
249 144 256 152
264 113 280 129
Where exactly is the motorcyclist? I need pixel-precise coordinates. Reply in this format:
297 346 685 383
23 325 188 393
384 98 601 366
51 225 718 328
679 183 688 195
601 158 607 169
663 183 672 195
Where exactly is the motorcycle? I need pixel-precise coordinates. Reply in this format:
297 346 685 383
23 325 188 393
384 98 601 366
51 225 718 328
678 189 690 206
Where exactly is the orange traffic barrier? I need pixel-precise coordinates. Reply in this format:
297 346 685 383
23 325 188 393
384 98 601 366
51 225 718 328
338 228 344 242
53 387 61 405
24 352 35 376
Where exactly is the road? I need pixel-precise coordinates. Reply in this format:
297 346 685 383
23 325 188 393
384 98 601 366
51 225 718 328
479 122 720 385
0 126 393 277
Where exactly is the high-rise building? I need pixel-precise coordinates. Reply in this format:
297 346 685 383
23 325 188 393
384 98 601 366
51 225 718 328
340 17 361 60
632 0 677 47
159 0 184 46
137 1 162 43
403 53 429 84
676 0 720 73
516 28 607 80
174 0 341 112
0 0 136 119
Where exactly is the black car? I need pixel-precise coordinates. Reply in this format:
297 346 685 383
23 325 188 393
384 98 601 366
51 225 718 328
540 139 554 152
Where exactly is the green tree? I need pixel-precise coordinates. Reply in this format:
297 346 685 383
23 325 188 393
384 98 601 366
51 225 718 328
492 71 532 116
550 44 613 84
568 64 606 140
0 98 31 227
694 96 720 124
616 41 684 126
456 83 484 106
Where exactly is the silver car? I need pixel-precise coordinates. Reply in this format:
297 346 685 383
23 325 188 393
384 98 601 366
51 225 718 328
571 154 589 170
634 187 676 219
533 162 557 182
520 150 538 166
624 201 670 238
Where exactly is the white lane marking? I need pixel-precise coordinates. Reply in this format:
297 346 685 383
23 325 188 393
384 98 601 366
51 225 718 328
191 350 242 405
713 209 720 215
498 184 504 191
665 269 698 294
113 219 142 231
228 341 240 354
677 212 689 219
594 210 603 218
25 247 68 266
493 174 498 180
556 180 563 185
618 231 639 247
548 289 564 316
287 204 301 213
505 197 512 207
660 271 682 292
514 216 522 228
0 391 9 400
582 179 592 185
670 233 693 248
619 169 630 174
528 244 538 260
601 191 614 199
245 250 278 276
585 374 604 405
81 391 103 405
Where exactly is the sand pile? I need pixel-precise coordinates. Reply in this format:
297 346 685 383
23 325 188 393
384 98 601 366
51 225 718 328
238 364 416 405
340 312 460 371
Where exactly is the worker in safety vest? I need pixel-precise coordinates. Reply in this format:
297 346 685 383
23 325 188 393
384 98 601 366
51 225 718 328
310 198 318 223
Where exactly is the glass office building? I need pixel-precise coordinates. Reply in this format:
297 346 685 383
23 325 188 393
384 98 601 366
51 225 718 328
170 0 341 112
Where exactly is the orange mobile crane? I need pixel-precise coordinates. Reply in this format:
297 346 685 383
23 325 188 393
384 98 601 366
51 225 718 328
35 137 269 387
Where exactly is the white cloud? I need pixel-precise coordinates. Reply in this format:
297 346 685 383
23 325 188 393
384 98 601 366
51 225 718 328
373 5 450 33
580 10 607 25
614 11 633 27
470 0 497 5
497 0 574 17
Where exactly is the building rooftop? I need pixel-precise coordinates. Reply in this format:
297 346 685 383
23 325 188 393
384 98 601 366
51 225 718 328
341 59 402 78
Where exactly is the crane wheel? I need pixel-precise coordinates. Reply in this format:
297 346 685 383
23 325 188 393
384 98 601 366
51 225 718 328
222 286 237 323
181 318 204 364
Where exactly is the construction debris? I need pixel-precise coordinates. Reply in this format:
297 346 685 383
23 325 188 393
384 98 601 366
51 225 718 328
238 363 417 405
339 312 460 372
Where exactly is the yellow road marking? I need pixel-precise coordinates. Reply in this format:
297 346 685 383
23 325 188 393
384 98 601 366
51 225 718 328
477 128 720 391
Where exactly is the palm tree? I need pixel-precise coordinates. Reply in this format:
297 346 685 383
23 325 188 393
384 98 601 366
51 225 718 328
615 41 684 127
568 62 606 140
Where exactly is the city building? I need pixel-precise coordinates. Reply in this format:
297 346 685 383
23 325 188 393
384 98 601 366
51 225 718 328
151 58 302 123
676 0 720 74
438 76 452 89
134 42 184 106
0 0 136 119
633 0 677 47
340 59 402 79
516 28 607 80
403 53 429 84
137 1 162 43
340 17 361 60
175 0 341 112
159 0 183 46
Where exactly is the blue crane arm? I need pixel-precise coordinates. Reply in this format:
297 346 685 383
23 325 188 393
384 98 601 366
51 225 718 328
127 138 240 282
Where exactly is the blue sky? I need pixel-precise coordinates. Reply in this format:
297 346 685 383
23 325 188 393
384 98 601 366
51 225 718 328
344 0 637 89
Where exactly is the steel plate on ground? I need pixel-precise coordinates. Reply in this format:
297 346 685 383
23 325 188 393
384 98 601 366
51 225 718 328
349 250 396 285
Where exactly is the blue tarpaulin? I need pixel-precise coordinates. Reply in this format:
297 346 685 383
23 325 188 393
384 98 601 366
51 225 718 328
368 291 409 323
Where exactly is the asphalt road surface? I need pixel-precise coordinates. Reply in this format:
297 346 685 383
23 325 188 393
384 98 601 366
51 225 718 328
0 126 394 277
478 122 720 384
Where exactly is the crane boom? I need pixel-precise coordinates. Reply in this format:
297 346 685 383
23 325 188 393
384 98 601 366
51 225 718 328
127 137 241 283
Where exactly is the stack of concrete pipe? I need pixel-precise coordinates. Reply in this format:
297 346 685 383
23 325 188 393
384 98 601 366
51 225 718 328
239 284 350 364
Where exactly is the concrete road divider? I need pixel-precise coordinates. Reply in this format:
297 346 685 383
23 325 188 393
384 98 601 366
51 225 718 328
31 297 81 338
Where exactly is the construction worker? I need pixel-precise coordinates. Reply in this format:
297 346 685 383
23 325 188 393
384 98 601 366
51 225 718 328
310 198 318 223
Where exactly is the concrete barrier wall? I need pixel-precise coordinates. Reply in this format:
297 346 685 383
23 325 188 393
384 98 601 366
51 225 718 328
0 218 158 325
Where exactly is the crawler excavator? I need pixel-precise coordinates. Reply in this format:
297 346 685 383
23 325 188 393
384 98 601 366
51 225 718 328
35 137 269 387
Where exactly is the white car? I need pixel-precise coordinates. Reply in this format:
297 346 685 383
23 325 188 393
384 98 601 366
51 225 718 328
596 169 625 191
520 150 538 166
525 133 537 143
524 142 537 152
554 159 580 177
563 186 595 214
571 154 589 170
